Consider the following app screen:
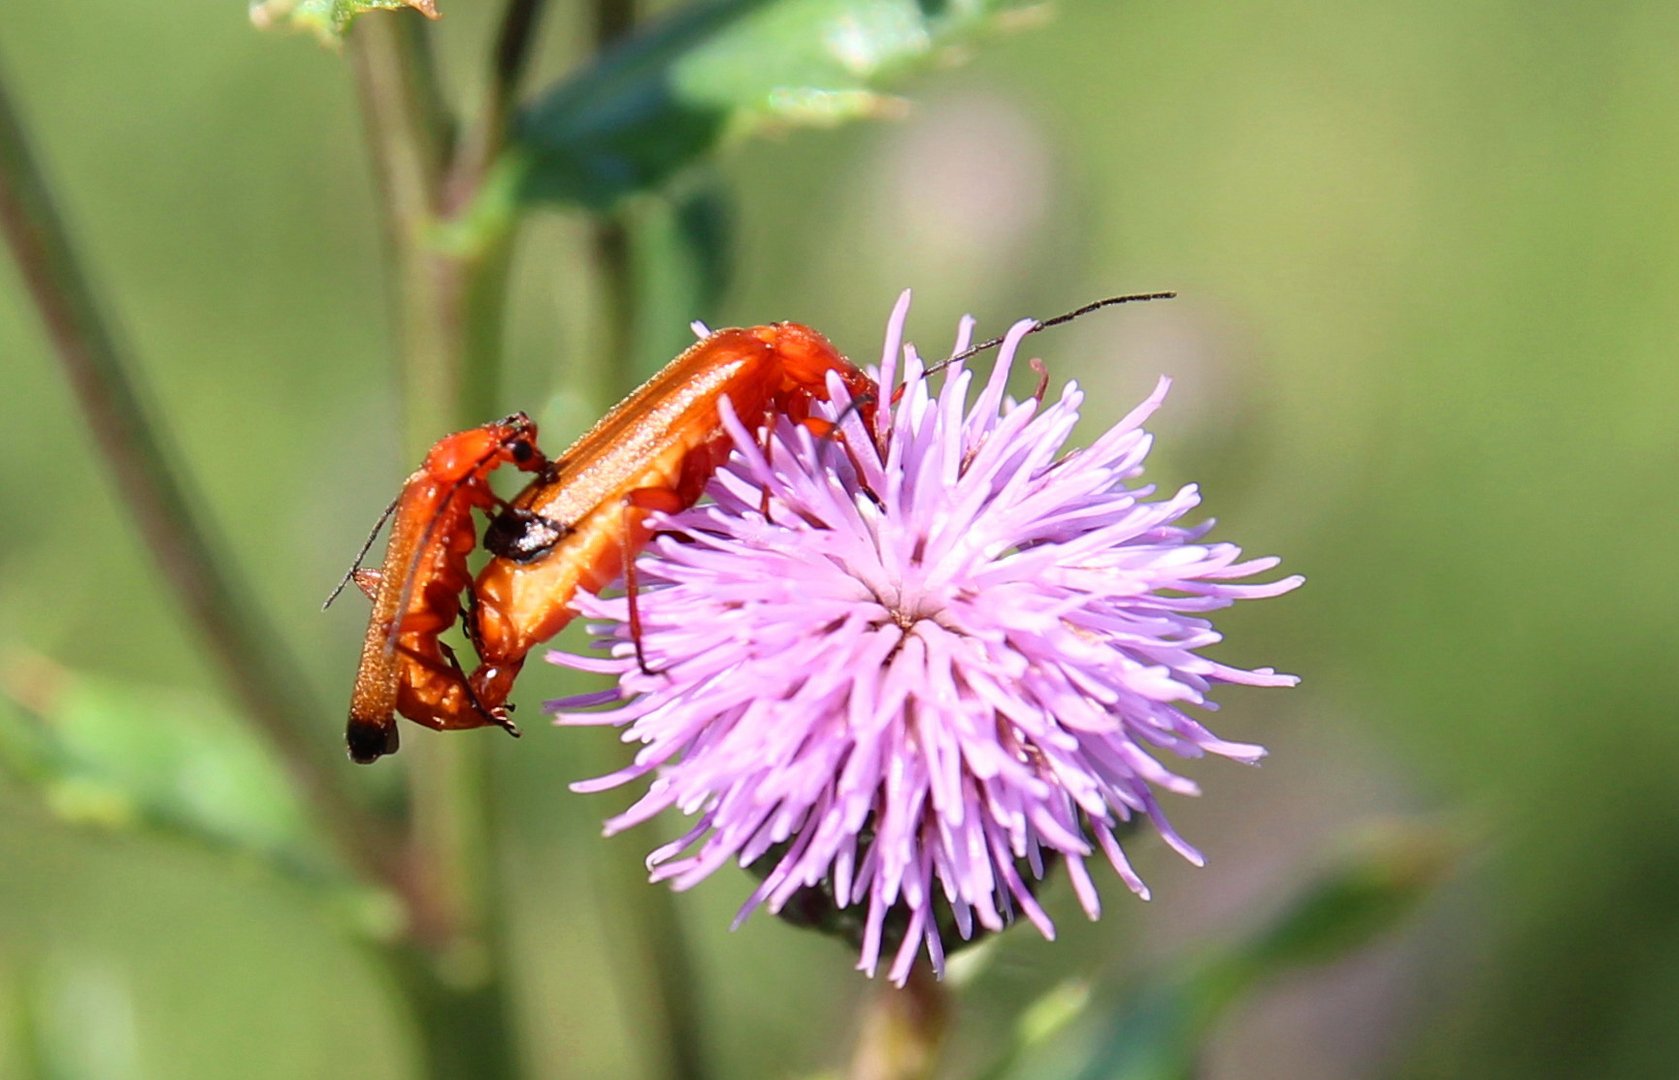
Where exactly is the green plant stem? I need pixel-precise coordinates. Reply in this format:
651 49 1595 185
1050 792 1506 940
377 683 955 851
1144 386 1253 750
589 805 709 1080
366 934 516 1080
490 0 549 121
847 966 952 1080
445 0 550 416
385 770 519 1080
348 12 525 1079
591 215 637 392
589 0 639 396
0 53 393 886
349 14 459 443
573 2 711 1075
447 0 548 212
593 0 637 45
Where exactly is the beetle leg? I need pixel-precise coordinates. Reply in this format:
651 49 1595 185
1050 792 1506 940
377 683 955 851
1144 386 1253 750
621 486 686 676
810 397 887 511
390 641 520 737
759 419 776 521
459 586 485 653
437 639 521 737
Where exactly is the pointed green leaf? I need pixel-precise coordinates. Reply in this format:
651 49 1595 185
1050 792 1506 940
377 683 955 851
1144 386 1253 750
507 0 1042 210
1020 824 1459 1080
1227 822 1458 980
250 0 439 44
973 978 1095 1080
1070 978 1201 1080
4 957 141 1080
0 656 336 883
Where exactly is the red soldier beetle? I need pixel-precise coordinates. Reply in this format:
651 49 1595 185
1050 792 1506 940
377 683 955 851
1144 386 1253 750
466 322 879 712
330 412 550 764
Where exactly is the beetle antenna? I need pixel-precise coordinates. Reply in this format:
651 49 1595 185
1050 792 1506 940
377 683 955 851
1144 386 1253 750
323 495 400 610
919 290 1176 380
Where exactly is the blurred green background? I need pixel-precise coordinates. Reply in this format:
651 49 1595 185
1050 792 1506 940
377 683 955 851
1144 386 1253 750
2 1 1677 1077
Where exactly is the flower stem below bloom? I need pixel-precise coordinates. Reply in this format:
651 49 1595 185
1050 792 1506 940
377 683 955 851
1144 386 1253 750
847 965 951 1080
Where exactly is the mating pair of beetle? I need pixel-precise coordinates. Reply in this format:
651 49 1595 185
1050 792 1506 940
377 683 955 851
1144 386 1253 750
333 322 877 764
334 294 1171 765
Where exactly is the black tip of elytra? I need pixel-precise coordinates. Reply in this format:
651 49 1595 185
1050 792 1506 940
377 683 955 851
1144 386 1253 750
346 721 399 764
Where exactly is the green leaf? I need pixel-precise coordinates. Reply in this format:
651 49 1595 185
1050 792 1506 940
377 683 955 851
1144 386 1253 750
1008 823 1459 1080
250 0 439 44
973 978 1095 1080
508 0 1042 210
1069 978 1202 1080
4 956 141 1080
1227 822 1458 979
0 655 335 884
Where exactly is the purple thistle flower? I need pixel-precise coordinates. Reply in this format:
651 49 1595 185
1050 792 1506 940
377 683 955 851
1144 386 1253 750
549 292 1303 984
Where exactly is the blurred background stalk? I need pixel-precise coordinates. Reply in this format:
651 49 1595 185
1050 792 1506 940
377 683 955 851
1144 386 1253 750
346 2 712 1076
0 54 394 891
347 12 524 1079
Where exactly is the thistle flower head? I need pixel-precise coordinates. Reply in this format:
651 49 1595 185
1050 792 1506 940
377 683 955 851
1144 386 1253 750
551 292 1303 983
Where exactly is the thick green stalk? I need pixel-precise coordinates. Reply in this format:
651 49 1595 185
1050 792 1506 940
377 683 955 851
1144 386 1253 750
446 0 549 215
570 3 712 1076
349 13 460 443
576 204 713 1080
348 13 522 1079
584 742 709 1080
588 0 640 395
